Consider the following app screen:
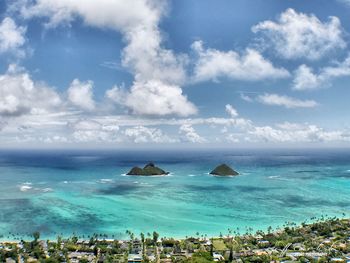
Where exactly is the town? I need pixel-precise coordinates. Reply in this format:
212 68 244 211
1 217 349 263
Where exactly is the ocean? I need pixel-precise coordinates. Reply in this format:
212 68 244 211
0 149 349 240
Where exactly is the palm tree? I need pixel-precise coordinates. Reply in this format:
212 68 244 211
32 232 40 243
153 231 159 245
141 233 145 256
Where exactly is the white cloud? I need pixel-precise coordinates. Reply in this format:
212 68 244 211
250 124 350 143
124 125 174 143
258 93 318 108
67 79 95 111
191 40 289 82
105 72 196 116
16 0 196 117
293 56 350 90
71 119 120 142
107 81 197 118
225 133 240 143
240 93 254 102
0 64 62 117
107 80 197 116
225 104 238 117
105 84 127 105
292 65 326 90
252 8 346 60
0 17 26 56
179 124 206 143
17 0 165 30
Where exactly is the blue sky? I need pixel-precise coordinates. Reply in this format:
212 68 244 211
0 0 350 148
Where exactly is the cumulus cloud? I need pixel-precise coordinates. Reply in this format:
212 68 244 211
106 80 197 116
258 93 318 108
67 79 95 111
124 80 196 116
191 40 289 82
240 93 254 102
0 17 26 56
15 0 196 116
292 65 326 90
124 125 174 143
252 8 346 60
179 124 206 143
250 123 350 143
105 85 125 103
293 56 350 90
225 104 238 117
71 119 119 142
225 133 240 143
0 64 62 117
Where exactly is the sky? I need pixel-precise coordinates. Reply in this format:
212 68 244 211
0 0 350 148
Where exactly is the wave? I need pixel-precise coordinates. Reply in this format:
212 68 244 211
98 179 113 184
19 182 53 193
41 188 53 192
19 185 32 192
268 175 280 179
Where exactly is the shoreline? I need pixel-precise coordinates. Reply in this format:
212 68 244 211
1 217 349 262
0 215 348 243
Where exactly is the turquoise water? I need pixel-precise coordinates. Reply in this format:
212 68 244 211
0 149 349 240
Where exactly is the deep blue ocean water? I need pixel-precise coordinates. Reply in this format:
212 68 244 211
0 149 349 240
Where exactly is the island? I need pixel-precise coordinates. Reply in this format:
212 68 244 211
127 162 169 176
210 164 239 176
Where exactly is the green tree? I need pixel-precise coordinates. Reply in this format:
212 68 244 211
33 231 40 242
153 231 159 245
141 232 145 256
228 247 233 262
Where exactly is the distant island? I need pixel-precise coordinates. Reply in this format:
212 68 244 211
127 162 169 176
210 164 239 176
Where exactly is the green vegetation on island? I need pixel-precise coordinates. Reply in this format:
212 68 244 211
210 164 239 176
127 163 169 176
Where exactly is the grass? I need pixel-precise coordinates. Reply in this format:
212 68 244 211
212 239 227 251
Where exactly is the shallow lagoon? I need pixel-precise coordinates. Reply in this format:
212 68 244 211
0 149 349 240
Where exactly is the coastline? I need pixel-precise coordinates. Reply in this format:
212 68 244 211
0 215 348 243
1 217 349 263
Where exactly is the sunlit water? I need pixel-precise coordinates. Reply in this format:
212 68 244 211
0 149 349 240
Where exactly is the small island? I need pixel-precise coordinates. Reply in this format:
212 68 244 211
210 164 239 176
127 162 169 176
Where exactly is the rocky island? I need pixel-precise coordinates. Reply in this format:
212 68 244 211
210 163 239 176
126 162 169 176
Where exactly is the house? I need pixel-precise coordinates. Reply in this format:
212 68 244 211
128 254 142 263
213 252 224 261
292 243 305 251
330 258 345 262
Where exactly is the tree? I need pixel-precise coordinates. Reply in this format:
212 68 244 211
71 236 78 244
228 247 233 262
153 231 159 245
141 233 145 244
141 232 145 256
33 232 40 243
56 236 62 249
